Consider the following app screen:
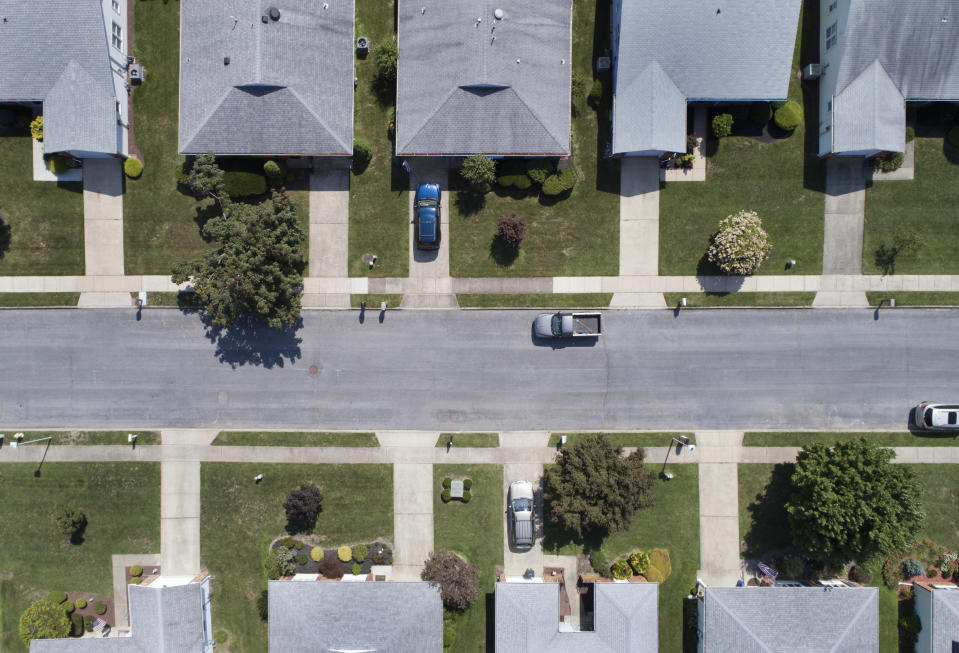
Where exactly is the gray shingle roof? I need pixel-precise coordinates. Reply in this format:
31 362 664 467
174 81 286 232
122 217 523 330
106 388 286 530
0 0 119 155
930 587 959 653
396 0 571 156
702 587 879 652
30 583 206 653
267 580 443 652
495 581 657 653
178 0 354 156
832 60 905 154
612 0 800 155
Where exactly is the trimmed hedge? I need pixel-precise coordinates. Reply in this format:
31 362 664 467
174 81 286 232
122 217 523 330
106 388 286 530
281 537 295 548
129 565 142 577
92 602 107 616
223 171 267 197
497 174 533 190
352 562 362 575
773 101 802 131
879 151 904 172
442 477 452 489
441 489 451 502
74 599 86 610
45 591 68 605
30 115 43 141
461 489 472 503
712 113 734 138
526 160 553 184
353 137 372 172
124 157 143 179
310 546 324 562
648 548 672 581
84 615 94 632
337 545 352 562
947 126 959 148
463 478 472 491
749 102 773 125
70 612 83 637
46 155 69 175
352 544 369 563
263 160 286 186
905 126 915 143
129 577 141 585
294 540 305 550
62 602 75 615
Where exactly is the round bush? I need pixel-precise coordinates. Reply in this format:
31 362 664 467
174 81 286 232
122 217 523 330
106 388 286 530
526 160 553 184
461 489 472 503
707 209 771 275
749 102 773 125
297 553 308 565
352 562 363 575
441 489 452 502
337 545 352 562
46 155 69 175
628 551 650 575
92 602 106 616
773 101 802 131
442 477 452 489
905 126 915 143
353 137 372 172
352 544 369 563
513 175 532 190
30 115 43 141
902 558 925 578
74 599 86 610
310 546 324 562
129 577 141 585
62 602 75 615
648 548 672 581
263 160 285 186
928 566 940 578
19 599 70 647
610 560 633 579
223 170 267 197
541 174 565 196
712 113 734 138
496 212 528 248
44 591 68 605
463 478 473 491
318 555 344 579
879 151 905 172
947 126 959 148
281 537 295 548
558 167 577 192
643 566 665 583
294 540 305 550
129 565 142 578
124 157 143 179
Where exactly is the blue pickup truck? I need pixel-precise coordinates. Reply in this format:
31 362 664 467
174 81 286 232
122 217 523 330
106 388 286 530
414 183 441 250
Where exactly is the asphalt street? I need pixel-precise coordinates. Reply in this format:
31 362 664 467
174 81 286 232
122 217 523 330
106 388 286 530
0 308 956 430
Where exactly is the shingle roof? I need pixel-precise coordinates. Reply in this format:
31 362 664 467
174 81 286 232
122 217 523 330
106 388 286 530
396 0 571 156
30 583 206 653
0 0 119 155
832 60 905 155
612 0 800 154
930 587 959 653
702 587 878 652
267 580 443 652
178 0 354 156
495 582 657 653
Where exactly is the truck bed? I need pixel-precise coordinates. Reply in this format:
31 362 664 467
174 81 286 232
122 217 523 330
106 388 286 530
571 313 601 336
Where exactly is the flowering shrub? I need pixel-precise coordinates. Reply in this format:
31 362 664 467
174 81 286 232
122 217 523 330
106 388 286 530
707 210 771 275
610 560 632 579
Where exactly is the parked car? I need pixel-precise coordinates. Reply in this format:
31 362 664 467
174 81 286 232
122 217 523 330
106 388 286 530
414 183 440 250
508 480 534 550
914 402 959 431
533 312 602 338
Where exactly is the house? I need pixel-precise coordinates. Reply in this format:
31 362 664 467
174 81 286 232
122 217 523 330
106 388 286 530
816 0 959 157
913 581 959 653
178 0 354 157
610 0 800 157
30 575 214 652
696 586 878 652
395 0 571 157
494 580 658 652
0 0 129 158
268 579 443 651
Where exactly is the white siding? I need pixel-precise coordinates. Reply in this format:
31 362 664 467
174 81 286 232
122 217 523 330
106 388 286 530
100 0 129 156
817 0 851 155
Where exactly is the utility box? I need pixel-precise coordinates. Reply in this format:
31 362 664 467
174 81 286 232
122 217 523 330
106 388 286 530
802 63 822 80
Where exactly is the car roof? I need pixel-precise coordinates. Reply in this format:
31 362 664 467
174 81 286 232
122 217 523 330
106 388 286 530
928 405 959 426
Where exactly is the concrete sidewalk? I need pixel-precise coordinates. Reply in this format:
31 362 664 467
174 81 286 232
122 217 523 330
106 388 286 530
392 462 434 580
619 157 661 278
82 159 125 277
818 158 869 307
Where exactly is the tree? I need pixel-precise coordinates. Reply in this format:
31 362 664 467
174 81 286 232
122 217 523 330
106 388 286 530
786 439 923 567
706 209 771 275
171 190 306 329
496 213 527 249
264 547 296 580
185 153 224 199
543 435 657 538
283 483 323 532
460 154 496 193
19 600 70 647
53 508 87 541
421 550 480 611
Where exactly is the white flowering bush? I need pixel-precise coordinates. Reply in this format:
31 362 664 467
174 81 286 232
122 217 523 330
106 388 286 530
707 210 771 275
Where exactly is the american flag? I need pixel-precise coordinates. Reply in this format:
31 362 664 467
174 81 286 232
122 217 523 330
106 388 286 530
757 562 778 578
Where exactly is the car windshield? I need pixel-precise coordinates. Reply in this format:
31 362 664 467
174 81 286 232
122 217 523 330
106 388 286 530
950 412 958 425
512 498 532 512
551 314 563 335
926 408 935 424
417 198 438 207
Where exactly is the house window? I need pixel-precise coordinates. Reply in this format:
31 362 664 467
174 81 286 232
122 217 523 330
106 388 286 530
112 0 120 14
828 0 837 13
827 101 832 111
112 21 122 51
826 22 838 50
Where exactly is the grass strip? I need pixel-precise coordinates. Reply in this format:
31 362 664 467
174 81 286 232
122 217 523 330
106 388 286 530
0 293 79 307
548 432 695 448
743 431 958 446
664 292 815 307
435 433 499 448
457 293 612 308
212 432 379 447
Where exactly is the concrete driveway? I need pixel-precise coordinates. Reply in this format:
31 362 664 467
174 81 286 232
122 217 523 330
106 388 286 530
502 463 545 577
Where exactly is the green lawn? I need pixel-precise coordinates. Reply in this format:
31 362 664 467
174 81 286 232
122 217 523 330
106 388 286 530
201 463 393 653
865 292 959 307
349 0 408 278
659 3 824 276
0 463 160 652
0 293 79 307
543 464 700 653
16 431 160 445
0 132 84 275
448 0 620 278
130 291 202 309
457 293 613 308
433 465 504 653
435 433 499 447
548 432 694 448
738 463 795 558
916 464 959 550
663 292 815 307
350 294 404 308
863 136 959 275
211 432 378 447
743 431 959 446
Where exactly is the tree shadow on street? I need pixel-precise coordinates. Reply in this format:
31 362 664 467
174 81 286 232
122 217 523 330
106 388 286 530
203 316 303 369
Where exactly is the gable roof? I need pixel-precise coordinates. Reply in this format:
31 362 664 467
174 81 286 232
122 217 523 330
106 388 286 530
702 587 878 652
832 60 905 154
929 586 959 653
495 581 658 653
178 0 354 156
267 580 443 652
0 0 119 156
396 0 571 156
612 0 800 154
30 583 206 653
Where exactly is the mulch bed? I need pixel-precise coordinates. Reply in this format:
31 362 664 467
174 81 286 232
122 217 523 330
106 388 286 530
270 538 393 577
125 564 161 586
65 592 115 633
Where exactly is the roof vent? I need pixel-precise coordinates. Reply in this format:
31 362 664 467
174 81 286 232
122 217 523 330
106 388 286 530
261 14 269 22
268 7 281 21
493 8 504 20
223 56 230 65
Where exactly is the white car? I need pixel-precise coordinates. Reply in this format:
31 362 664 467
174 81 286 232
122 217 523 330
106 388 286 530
508 481 534 550
914 402 959 431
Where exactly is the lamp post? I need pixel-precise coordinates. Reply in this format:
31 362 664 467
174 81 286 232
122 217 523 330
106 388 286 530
10 435 54 477
661 436 695 479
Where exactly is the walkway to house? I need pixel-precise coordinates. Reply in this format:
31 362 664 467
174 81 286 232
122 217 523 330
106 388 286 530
694 431 745 587
617 158 664 310
816 158 869 307
80 159 127 307
305 167 350 308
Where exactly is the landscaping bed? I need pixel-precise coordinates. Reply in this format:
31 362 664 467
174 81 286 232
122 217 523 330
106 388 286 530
268 537 392 578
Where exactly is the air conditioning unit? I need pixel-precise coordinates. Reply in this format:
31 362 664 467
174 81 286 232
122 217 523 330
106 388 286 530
130 64 144 84
803 63 822 80
595 56 611 73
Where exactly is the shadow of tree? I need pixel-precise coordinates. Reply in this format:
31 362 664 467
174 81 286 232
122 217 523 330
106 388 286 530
489 235 519 267
203 316 303 369
0 219 11 260
743 463 795 558
454 191 486 217
256 589 268 620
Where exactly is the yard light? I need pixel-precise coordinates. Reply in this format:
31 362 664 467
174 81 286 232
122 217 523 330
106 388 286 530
661 436 695 479
9 435 54 477
128 433 137 448
254 474 264 483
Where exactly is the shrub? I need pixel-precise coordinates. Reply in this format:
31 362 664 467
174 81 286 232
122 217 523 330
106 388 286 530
284 483 323 532
461 154 496 193
129 565 142 577
643 566 666 583
264 547 296 580
124 156 143 179
30 115 43 141
880 151 905 171
463 478 473 491
497 174 533 189
611 560 633 579
571 71 587 106
847 564 871 584
310 546 324 562
628 551 650 575
44 591 68 605
900 613 921 644
947 126 959 148
902 558 925 578
353 137 372 172
680 153 695 169
750 102 773 125
442 477 452 489
74 599 86 610
374 37 398 85
297 553 308 565
318 555 344 579
526 159 553 184
185 153 224 198
338 545 352 562
496 213 527 248
46 155 69 175
513 175 532 190
900 585 914 601
84 615 94 632
928 566 940 578
351 562 363 575
882 556 903 588
648 548 672 580
281 537 295 548
54 509 87 539
707 209 771 275
295 540 305 550
781 556 804 579
263 160 285 186
62 602 75 615
905 126 915 143
712 113 733 138
223 171 267 197
92 602 106 616
422 550 481 611
441 489 452 502
19 599 71 647
70 612 83 637
352 544 369 563
589 550 609 577
129 577 141 585
774 101 802 131
541 174 565 196
588 77 604 107
443 619 456 648
370 543 392 564
461 490 472 503
770 100 788 110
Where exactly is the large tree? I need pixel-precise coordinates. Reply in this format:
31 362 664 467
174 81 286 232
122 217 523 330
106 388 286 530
786 439 923 566
421 550 480 611
19 600 70 647
543 434 657 538
172 190 306 329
